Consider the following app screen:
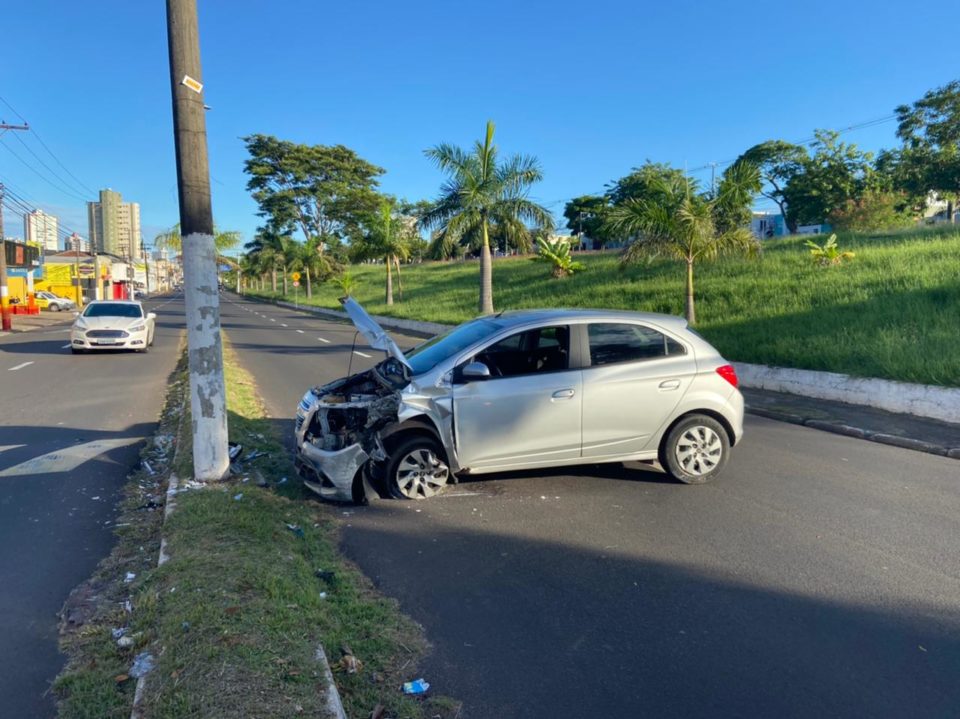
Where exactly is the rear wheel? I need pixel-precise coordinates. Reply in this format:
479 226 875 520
49 303 60 312
660 414 729 484
386 435 450 500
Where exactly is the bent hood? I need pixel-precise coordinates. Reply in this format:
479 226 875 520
340 297 412 371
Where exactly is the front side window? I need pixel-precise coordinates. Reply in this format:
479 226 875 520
472 325 570 378
588 323 684 366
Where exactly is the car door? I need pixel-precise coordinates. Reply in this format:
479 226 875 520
452 325 582 470
580 321 697 459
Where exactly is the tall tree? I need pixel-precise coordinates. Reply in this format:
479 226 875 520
736 141 808 233
563 195 612 249
605 173 759 324
243 134 384 266
896 80 960 222
781 130 874 228
422 121 553 314
606 162 688 206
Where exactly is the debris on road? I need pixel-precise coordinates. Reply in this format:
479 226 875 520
123 572 136 583
229 443 243 460
129 652 155 679
402 677 430 695
285 523 305 538
233 493 243 501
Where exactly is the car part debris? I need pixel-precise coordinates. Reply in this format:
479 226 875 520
285 523 304 538
228 443 243 460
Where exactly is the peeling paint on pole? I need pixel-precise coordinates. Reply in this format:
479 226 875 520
182 231 229 480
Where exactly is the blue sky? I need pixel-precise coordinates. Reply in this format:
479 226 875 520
2 0 959 251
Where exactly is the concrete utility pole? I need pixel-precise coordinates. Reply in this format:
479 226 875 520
0 123 29 331
166 0 229 480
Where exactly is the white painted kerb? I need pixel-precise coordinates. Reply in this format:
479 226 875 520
734 363 960 424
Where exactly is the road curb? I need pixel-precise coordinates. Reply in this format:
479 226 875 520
746 406 958 460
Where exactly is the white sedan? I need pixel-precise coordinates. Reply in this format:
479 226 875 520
70 300 156 354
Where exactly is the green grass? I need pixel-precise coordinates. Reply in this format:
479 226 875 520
56 344 459 719
249 227 960 387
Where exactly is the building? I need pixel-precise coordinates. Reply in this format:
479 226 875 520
24 209 59 252
87 189 142 260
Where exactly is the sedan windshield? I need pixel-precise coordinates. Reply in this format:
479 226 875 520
405 318 504 375
82 303 143 319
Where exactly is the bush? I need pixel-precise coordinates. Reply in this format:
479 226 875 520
828 191 914 232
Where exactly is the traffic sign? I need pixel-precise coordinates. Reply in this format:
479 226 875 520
293 280 300 287
291 272 301 282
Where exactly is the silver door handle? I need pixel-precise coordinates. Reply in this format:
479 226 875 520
551 389 575 399
659 380 681 390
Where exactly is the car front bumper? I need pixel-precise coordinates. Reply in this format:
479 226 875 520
71 329 149 350
295 442 369 502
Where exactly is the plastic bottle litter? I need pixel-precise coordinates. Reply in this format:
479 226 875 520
129 652 155 679
402 678 430 695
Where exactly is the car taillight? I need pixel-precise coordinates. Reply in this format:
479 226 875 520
716 364 738 388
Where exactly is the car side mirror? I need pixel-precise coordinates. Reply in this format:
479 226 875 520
461 361 492 381
147 312 157 320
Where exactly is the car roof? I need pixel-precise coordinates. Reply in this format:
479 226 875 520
487 308 689 331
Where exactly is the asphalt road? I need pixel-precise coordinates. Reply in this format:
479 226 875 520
221 293 960 719
0 295 185 718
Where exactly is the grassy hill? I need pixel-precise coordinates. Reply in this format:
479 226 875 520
245 227 960 387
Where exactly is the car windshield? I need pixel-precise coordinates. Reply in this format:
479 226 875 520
405 318 504 375
83 303 142 319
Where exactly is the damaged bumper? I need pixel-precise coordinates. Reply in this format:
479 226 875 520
296 442 368 502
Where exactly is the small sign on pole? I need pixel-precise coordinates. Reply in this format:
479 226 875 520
181 75 203 93
292 280 300 287
291 272 301 282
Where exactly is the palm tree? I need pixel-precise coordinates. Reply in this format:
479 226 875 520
289 236 334 299
422 121 553 314
358 199 413 305
606 169 760 325
154 223 241 257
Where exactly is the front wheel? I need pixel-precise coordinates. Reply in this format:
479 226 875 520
386 435 450 500
660 414 730 484
49 303 60 312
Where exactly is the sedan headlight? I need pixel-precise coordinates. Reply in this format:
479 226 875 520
129 324 146 333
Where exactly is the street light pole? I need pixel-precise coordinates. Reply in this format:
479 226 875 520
166 0 229 480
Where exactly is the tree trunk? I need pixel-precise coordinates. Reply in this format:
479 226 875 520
385 255 394 306
685 258 696 325
948 198 955 224
479 220 494 314
306 267 312 299
394 255 403 301
282 265 288 296
271 268 277 292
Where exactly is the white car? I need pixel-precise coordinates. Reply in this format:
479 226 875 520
70 300 156 354
35 291 76 312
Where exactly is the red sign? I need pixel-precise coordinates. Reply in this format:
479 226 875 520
293 281 300 287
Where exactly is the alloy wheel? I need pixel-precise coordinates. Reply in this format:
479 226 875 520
674 425 723 477
394 448 450 499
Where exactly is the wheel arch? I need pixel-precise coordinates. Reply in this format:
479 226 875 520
659 409 737 457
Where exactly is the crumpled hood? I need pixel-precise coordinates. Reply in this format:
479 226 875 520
340 297 412 371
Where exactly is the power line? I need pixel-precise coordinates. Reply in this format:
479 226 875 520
0 137 89 202
10 131 92 200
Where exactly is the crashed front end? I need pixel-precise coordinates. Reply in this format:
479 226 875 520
295 363 403 502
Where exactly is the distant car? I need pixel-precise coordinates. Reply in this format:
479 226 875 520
34 291 76 312
70 300 156 354
295 299 745 503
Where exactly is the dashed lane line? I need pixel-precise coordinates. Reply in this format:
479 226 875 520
296 329 304 334
353 351 372 358
317 337 330 343
8 362 34 371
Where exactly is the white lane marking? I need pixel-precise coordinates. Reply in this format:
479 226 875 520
281 323 288 327
353 351 372 358
317 337 330 343
0 437 144 478
61 344 71 349
8 362 34 371
0 445 26 453
296 329 304 334
270 318 277 322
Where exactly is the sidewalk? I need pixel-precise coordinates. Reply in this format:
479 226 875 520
743 387 960 459
0 311 71 335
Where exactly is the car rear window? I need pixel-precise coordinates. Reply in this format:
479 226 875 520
587 323 685 366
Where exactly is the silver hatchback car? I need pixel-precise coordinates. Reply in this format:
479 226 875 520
295 299 744 503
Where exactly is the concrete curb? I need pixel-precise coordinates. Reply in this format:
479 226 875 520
734 362 960 424
744 406 959 460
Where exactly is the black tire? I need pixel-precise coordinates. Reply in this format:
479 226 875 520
385 434 450 500
660 414 730 485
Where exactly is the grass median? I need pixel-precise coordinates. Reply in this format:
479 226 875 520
55 342 458 719
247 226 960 387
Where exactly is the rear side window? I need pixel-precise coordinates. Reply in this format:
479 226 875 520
587 323 685 366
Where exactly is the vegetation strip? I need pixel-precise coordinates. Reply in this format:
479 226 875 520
55 342 461 719
243 226 960 388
